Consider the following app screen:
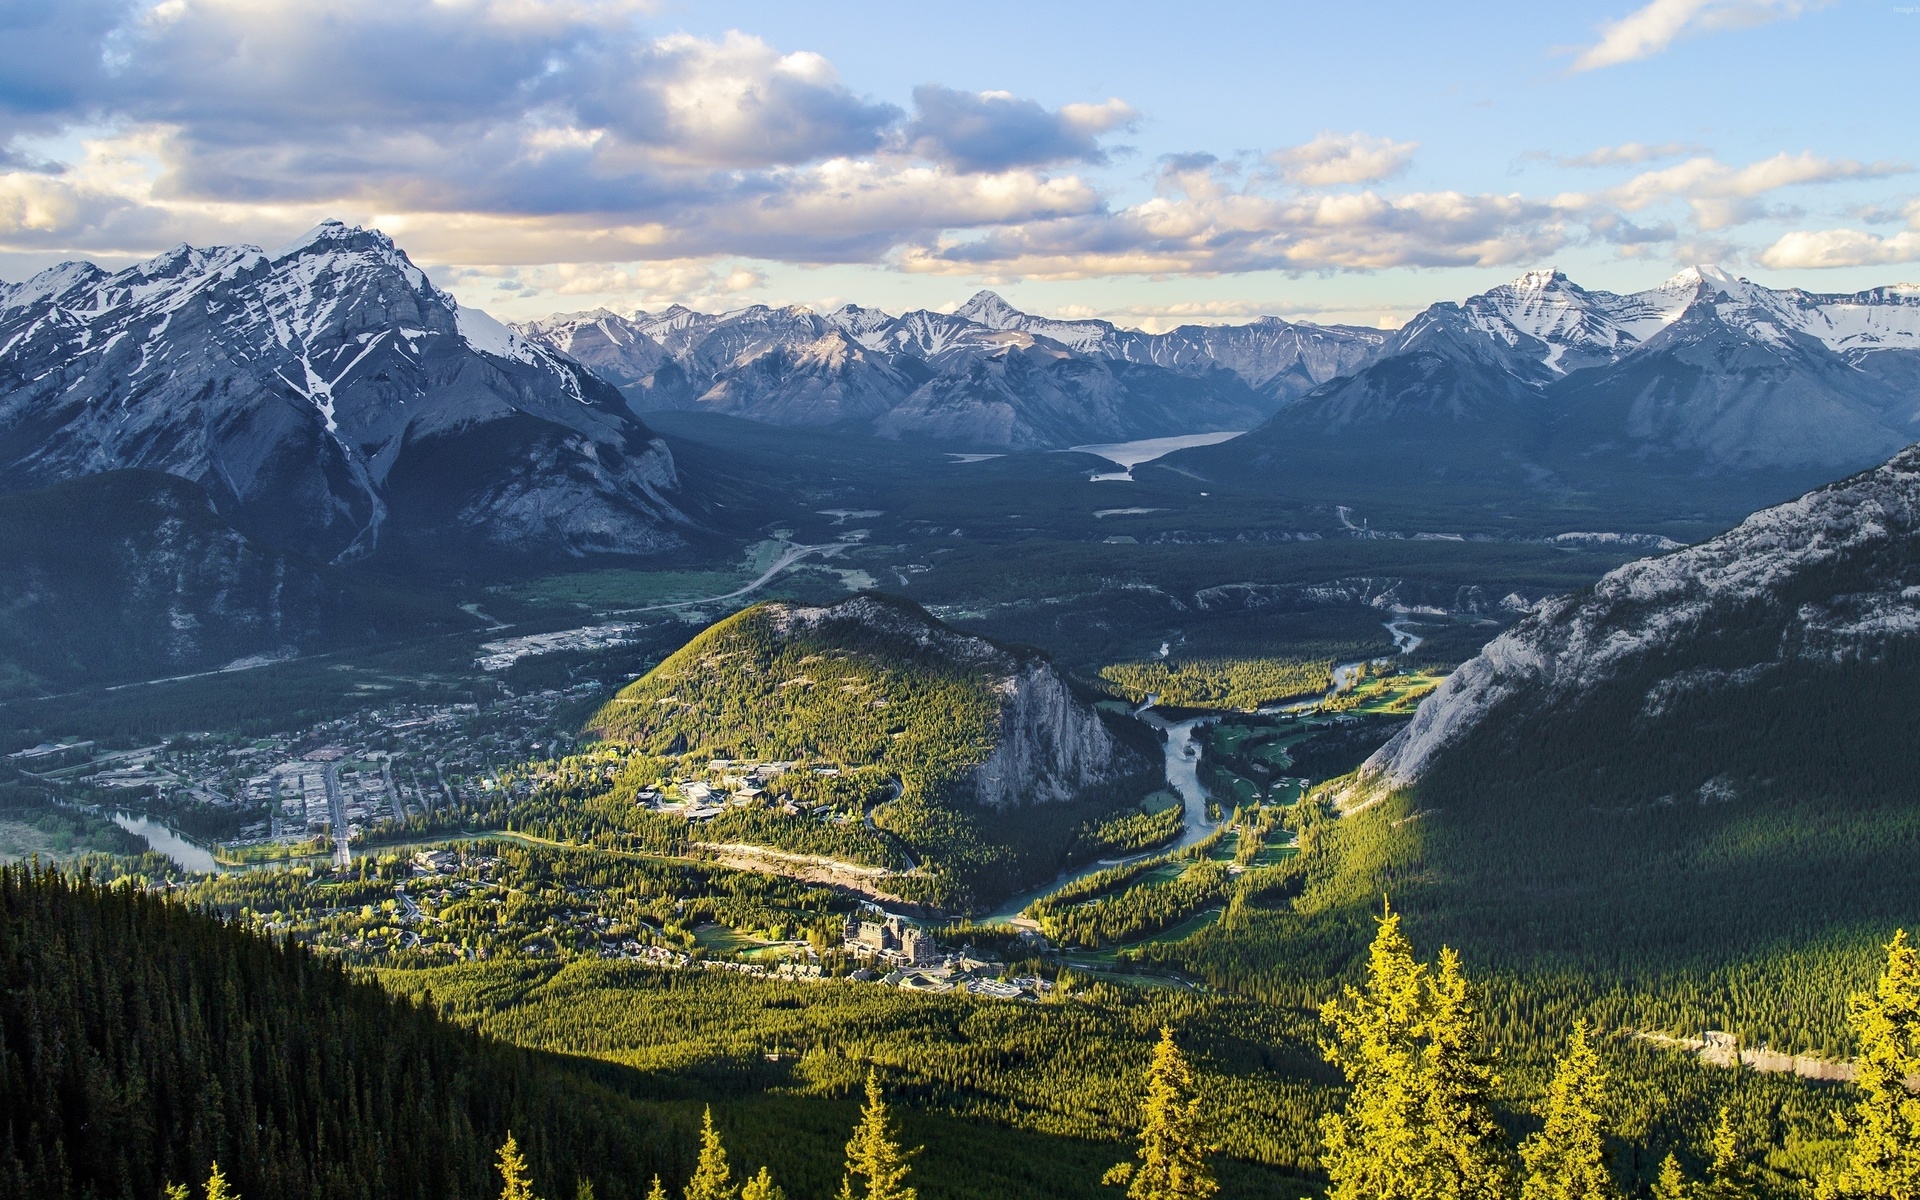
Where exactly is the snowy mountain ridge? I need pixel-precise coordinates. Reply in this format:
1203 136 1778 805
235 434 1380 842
0 220 689 565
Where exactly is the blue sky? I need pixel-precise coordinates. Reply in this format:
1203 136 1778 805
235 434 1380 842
1 0 1914 328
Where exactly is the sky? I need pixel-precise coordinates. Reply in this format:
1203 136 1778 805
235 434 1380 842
0 0 1915 330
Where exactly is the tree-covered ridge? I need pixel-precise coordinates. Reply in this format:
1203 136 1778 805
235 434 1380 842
588 596 1008 799
1098 658 1334 712
0 866 682 1200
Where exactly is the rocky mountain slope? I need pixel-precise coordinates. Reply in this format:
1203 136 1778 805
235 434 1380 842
0 221 691 566
1355 441 1920 801
518 291 1379 448
0 470 457 695
1203 445 1920 1040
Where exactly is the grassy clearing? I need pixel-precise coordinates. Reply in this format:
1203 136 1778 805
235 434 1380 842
1140 789 1181 815
1321 667 1444 715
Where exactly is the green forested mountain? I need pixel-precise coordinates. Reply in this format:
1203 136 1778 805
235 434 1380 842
0 866 683 1200
580 594 1158 907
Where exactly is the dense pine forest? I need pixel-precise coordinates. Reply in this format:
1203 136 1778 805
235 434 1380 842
0 867 683 1200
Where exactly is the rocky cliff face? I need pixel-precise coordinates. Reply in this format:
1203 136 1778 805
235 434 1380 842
0 221 689 566
972 659 1127 807
767 594 1141 806
1355 443 1920 803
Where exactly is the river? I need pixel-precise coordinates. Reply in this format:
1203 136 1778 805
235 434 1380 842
113 813 218 873
1131 706 1221 850
980 700 1222 924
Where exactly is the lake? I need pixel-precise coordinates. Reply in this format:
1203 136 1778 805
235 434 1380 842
1064 431 1245 480
113 813 218 873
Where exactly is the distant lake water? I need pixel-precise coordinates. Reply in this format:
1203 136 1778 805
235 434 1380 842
1066 431 1244 480
113 813 218 873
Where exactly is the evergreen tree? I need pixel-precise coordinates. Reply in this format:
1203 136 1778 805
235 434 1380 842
205 1163 238 1200
1320 904 1432 1200
164 1184 190 1200
685 1108 738 1200
1518 1022 1619 1200
840 1070 917 1200
499 1133 540 1200
1819 929 1920 1199
741 1166 786 1200
1421 946 1512 1200
1700 1109 1755 1200
1322 904 1510 1200
1652 1153 1692 1200
576 1182 597 1200
1104 1026 1217 1200
647 1177 669 1200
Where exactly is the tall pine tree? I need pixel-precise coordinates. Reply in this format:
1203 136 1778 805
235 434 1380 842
1422 947 1512 1200
1700 1109 1756 1200
1819 929 1920 1199
839 1071 916 1200
1652 1153 1692 1200
741 1166 786 1200
685 1109 737 1200
498 1134 541 1200
205 1164 238 1200
1320 904 1432 1200
1102 1027 1217 1200
1320 904 1513 1200
1518 1022 1618 1200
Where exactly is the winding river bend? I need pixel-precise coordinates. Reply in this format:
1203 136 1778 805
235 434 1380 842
1129 705 1221 851
981 700 1223 923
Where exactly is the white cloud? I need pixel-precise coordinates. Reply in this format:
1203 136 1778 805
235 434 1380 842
1271 133 1418 187
901 87 1136 172
1556 142 1702 167
1570 152 1911 229
1759 228 1920 269
900 159 1570 280
1568 0 1825 72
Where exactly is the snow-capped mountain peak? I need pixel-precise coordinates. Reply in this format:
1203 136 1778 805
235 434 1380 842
0 223 686 565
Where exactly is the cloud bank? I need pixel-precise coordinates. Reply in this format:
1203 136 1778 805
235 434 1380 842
0 0 1906 306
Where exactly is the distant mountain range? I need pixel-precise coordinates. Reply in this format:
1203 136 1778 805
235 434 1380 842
523 265 1920 502
517 290 1385 449
1173 266 1920 513
7 220 1919 573
0 221 691 567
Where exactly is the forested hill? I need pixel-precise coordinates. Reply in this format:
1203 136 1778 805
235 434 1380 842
589 594 1145 811
1169 445 1920 1055
582 593 1157 908
0 866 681 1200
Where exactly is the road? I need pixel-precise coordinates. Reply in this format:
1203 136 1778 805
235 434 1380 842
323 763 351 867
381 758 404 822
395 886 421 923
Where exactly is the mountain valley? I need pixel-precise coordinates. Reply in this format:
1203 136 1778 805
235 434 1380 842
5 229 1920 1200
